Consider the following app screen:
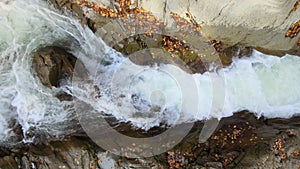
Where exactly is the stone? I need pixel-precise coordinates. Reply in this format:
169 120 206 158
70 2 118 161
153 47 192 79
0 156 18 169
0 137 102 169
135 0 300 52
97 152 118 169
204 162 223 169
33 46 76 87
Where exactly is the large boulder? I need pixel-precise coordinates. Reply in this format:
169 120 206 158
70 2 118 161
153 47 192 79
33 46 76 87
53 0 299 53
135 0 300 51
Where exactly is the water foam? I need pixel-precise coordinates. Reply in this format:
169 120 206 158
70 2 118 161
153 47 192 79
0 0 111 141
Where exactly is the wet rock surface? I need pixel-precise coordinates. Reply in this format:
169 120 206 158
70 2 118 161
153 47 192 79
46 0 298 71
56 0 300 53
33 46 76 87
0 112 300 168
136 0 300 51
0 137 103 169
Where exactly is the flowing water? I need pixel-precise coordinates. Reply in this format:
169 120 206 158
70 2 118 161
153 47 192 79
0 0 299 144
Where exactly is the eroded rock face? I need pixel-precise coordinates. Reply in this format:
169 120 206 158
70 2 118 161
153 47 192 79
33 46 76 87
0 113 299 168
51 0 300 58
136 0 300 51
0 137 102 169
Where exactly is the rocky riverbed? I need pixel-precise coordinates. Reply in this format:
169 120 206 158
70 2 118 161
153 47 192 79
0 0 300 168
0 111 300 168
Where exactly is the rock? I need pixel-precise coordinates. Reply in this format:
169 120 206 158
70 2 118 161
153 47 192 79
135 0 300 52
0 137 102 169
0 156 18 169
0 113 300 168
204 162 223 169
21 156 30 169
33 46 76 87
97 152 118 169
71 0 300 54
63 0 299 70
33 48 61 87
255 125 280 139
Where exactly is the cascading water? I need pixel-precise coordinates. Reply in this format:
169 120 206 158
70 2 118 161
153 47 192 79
0 0 112 142
0 0 299 144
